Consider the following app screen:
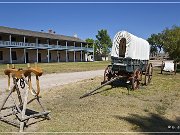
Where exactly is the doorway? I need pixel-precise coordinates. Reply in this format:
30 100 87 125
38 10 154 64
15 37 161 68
38 53 41 63
26 52 29 63
119 38 126 57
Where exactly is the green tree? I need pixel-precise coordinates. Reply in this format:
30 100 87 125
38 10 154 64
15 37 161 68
95 29 112 61
162 26 180 61
147 33 164 53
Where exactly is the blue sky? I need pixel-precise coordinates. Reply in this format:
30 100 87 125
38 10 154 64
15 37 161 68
0 2 179 40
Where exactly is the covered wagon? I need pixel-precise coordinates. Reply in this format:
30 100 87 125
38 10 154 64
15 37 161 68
80 31 153 98
102 31 153 89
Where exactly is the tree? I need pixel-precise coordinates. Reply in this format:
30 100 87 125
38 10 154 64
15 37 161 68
148 25 180 61
147 33 164 53
162 26 180 61
95 29 112 61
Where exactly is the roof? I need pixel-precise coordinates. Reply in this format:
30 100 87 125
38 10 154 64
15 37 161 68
0 26 86 43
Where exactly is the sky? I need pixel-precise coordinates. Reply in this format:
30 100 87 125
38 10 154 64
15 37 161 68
0 1 179 41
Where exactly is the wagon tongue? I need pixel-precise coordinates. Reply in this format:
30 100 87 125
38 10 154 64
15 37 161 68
80 76 121 99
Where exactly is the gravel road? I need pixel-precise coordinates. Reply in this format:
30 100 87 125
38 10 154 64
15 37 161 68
0 70 104 93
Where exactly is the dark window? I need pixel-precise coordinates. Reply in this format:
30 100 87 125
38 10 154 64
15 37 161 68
11 37 16 42
38 40 41 44
58 53 60 60
25 39 28 42
12 51 17 60
0 36 2 40
67 53 69 60
49 52 51 60
0 51 3 60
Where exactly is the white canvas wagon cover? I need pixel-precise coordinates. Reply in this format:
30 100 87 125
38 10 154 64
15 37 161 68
111 31 150 60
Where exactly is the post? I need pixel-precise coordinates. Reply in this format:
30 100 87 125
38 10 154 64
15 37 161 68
74 42 76 62
9 35 12 64
66 41 68 62
36 49 38 63
9 48 12 64
57 40 59 62
47 49 50 63
24 48 26 64
81 43 82 62
87 43 89 62
36 38 38 47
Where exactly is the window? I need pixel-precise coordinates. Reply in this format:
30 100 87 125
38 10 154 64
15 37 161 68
49 52 51 60
25 39 28 42
11 37 16 42
0 36 2 40
12 51 17 60
0 51 3 60
67 53 69 60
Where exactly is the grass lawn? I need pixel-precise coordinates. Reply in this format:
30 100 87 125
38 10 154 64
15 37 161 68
0 61 110 76
0 68 179 133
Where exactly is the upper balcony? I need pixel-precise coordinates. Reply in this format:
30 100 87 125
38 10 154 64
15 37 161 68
0 40 93 52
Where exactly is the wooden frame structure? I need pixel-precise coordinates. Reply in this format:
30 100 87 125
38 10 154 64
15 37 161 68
0 63 50 132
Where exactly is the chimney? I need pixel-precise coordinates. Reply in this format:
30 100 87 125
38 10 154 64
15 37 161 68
48 29 53 34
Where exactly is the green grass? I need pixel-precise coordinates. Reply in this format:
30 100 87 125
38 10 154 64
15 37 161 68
0 61 110 76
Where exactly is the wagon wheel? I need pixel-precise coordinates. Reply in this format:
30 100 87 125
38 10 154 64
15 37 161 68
131 68 142 90
103 65 113 83
160 61 165 74
144 63 153 85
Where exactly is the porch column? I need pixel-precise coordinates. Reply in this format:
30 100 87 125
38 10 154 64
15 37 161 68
9 35 12 64
9 48 12 64
74 42 76 62
57 40 59 62
47 39 49 63
66 41 68 62
81 43 82 62
47 49 50 63
36 38 38 47
24 36 26 63
36 49 38 63
87 43 89 62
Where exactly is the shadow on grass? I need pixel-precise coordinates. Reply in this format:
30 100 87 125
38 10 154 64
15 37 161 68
113 113 180 134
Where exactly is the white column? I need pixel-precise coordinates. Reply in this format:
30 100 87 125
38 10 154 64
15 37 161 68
9 48 12 64
24 48 26 64
47 49 50 63
47 39 50 63
36 38 38 46
57 50 59 62
87 43 89 62
57 40 59 62
74 42 75 62
9 35 12 64
24 36 26 63
66 41 68 62
81 43 82 62
36 49 38 63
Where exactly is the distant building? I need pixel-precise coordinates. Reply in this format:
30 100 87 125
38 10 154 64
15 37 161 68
0 26 93 64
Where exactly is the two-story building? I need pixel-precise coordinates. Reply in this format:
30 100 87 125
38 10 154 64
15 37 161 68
0 26 94 64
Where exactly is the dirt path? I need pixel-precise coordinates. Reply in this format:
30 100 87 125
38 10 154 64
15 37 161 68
0 70 104 92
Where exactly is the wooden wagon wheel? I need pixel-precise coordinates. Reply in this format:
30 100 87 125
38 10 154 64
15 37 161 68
131 68 142 90
144 63 153 85
103 65 113 83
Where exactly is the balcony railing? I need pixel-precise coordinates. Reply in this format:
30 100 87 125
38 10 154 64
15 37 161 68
0 40 93 52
